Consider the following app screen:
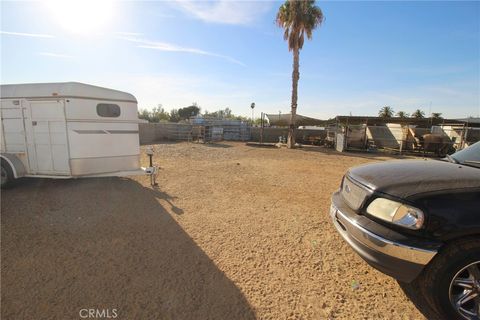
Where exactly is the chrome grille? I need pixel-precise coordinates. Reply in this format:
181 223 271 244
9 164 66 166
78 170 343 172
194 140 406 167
341 176 368 211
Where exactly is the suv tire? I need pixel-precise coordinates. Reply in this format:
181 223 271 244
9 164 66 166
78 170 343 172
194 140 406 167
415 238 480 320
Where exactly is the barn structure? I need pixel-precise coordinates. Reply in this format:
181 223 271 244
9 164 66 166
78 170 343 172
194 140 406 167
255 113 480 155
260 113 328 144
326 116 480 154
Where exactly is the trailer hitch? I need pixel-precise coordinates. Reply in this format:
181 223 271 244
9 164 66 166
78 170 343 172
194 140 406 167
145 147 158 187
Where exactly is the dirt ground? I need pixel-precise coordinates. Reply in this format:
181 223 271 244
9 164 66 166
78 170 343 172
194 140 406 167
1 142 429 319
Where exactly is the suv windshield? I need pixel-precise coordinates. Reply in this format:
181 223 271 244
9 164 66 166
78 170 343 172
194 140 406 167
450 142 480 168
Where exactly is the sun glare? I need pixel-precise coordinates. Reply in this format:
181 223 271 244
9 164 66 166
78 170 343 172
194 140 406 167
45 0 115 35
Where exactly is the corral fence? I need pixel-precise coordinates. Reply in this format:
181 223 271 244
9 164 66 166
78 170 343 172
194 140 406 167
250 127 326 144
139 119 251 145
138 116 480 157
247 123 479 156
335 123 479 155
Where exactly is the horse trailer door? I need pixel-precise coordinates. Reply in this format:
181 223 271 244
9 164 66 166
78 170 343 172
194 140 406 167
25 100 70 175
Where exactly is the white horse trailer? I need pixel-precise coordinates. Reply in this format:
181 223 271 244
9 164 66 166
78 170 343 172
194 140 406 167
1 82 150 187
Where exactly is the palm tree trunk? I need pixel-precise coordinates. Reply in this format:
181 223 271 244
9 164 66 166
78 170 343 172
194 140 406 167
287 47 300 148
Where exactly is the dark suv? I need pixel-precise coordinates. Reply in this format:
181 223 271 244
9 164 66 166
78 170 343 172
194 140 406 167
331 142 480 319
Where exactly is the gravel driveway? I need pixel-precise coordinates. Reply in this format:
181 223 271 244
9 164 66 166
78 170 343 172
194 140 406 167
1 142 427 319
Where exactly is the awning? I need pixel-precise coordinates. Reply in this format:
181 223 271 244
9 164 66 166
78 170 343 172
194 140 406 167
456 117 480 124
333 116 475 127
265 113 327 126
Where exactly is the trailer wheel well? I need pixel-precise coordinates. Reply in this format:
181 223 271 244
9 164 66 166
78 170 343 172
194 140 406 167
1 158 15 188
1 156 14 177
0 154 26 179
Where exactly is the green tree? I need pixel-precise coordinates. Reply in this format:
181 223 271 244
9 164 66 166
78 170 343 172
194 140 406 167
412 109 425 118
138 104 170 122
153 105 170 122
204 108 234 119
169 109 181 122
276 0 324 148
217 108 232 119
252 118 263 126
202 108 250 121
378 106 394 118
178 104 200 120
431 112 443 119
138 109 151 122
396 111 409 118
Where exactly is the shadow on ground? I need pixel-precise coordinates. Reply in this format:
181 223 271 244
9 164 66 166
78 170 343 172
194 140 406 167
298 145 424 161
1 178 255 320
203 143 232 148
245 141 420 161
397 281 442 320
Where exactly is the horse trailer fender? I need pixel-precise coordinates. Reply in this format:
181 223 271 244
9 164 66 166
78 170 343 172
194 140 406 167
0 153 26 179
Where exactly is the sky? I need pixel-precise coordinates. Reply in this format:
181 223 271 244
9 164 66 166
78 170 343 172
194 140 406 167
1 0 479 119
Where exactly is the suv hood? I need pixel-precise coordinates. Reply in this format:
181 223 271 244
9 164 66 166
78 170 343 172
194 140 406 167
348 159 480 199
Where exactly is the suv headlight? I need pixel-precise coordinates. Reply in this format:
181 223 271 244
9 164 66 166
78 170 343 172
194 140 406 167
366 198 424 230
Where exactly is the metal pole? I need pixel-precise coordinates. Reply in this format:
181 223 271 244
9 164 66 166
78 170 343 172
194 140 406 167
364 118 369 150
260 112 264 144
345 117 349 151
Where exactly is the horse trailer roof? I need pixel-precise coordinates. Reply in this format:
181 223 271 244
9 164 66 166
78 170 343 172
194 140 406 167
0 82 137 103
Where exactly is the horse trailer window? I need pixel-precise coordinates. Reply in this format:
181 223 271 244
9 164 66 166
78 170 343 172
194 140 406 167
97 103 121 117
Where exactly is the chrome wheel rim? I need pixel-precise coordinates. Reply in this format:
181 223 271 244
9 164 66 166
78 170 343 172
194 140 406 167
449 261 480 319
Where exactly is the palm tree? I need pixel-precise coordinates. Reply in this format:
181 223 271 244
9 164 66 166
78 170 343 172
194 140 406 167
431 112 443 119
396 111 409 118
412 109 425 118
378 106 394 118
276 0 324 148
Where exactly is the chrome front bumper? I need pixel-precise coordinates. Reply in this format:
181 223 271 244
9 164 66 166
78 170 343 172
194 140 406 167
330 193 439 282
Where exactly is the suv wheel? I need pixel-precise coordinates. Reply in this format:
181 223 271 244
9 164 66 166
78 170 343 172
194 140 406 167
449 261 480 319
416 238 480 320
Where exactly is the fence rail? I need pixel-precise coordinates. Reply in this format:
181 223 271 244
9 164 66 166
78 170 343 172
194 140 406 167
139 122 480 155
139 121 251 145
